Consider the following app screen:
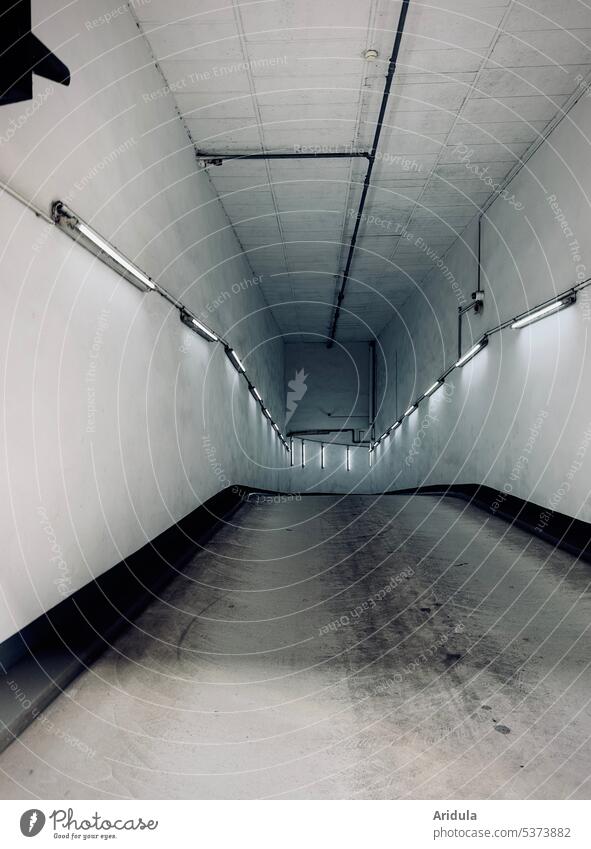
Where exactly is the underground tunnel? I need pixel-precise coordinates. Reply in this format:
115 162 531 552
1 0 591 839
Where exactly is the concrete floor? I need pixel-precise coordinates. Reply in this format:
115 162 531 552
0 494 590 799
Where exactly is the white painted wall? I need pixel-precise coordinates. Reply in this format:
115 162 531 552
0 3 286 641
372 93 591 523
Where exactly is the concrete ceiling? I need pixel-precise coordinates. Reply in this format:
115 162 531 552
136 0 591 342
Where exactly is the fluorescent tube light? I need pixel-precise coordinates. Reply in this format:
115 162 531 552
404 404 417 417
320 442 325 469
424 380 443 397
77 223 156 291
290 437 294 466
251 386 262 402
52 202 156 292
263 407 272 419
346 445 351 471
302 440 306 468
455 336 488 368
180 310 218 342
189 317 217 342
511 294 576 329
226 348 246 373
272 422 280 433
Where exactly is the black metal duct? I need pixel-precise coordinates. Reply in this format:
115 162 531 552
327 0 411 347
0 0 70 107
199 152 370 164
287 429 370 444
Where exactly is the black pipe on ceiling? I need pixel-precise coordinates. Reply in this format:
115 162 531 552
287 428 370 445
326 0 411 347
200 151 371 165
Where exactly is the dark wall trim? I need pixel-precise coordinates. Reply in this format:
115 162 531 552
0 486 247 753
390 483 591 564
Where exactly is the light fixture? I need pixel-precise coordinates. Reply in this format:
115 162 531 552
250 386 262 403
180 310 218 342
404 404 418 417
226 347 246 373
320 442 325 469
301 440 306 468
511 294 576 329
272 422 280 434
290 437 294 466
424 380 443 397
364 48 379 60
263 407 272 419
51 202 156 292
392 420 401 430
455 336 488 368
346 445 351 471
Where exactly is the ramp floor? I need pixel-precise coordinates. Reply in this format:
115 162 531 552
0 494 590 799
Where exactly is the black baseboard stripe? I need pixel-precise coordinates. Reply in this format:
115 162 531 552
0 486 247 754
390 483 591 564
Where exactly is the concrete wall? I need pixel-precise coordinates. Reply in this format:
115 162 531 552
284 342 370 442
372 93 591 523
0 2 286 641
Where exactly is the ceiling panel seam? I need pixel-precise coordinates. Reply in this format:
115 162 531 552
129 3 263 307
230 0 300 333
379 0 518 302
